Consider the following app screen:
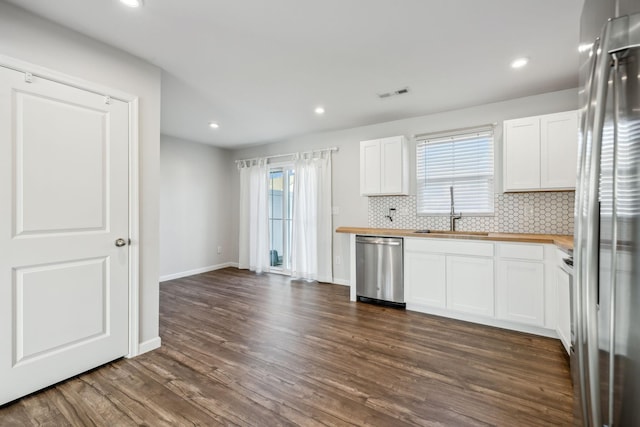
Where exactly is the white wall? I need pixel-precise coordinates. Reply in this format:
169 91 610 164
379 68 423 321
0 2 162 345
231 88 579 284
160 135 237 280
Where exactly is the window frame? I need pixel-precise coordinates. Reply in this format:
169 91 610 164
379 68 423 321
415 127 495 216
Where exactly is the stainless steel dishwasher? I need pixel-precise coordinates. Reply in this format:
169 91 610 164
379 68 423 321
355 235 404 307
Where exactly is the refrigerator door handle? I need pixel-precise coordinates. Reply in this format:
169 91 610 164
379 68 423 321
575 33 602 426
582 18 616 424
604 51 624 427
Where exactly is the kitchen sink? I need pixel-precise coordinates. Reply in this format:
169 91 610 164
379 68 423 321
413 229 489 236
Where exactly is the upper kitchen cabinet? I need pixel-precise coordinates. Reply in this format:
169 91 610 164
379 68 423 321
503 116 541 190
503 110 578 192
360 136 409 196
540 112 579 189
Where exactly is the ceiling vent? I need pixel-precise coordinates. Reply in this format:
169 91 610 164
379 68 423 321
377 87 410 99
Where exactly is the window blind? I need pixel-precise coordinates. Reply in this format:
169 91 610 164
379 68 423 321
416 128 494 215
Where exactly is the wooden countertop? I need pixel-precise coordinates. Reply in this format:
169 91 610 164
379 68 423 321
336 227 574 250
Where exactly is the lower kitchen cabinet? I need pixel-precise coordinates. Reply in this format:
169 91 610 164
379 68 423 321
402 237 562 339
405 251 446 308
446 256 494 317
346 232 568 340
496 259 545 326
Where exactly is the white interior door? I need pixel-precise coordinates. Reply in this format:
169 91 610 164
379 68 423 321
0 66 130 405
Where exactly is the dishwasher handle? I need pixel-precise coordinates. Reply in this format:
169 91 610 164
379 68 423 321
356 236 402 246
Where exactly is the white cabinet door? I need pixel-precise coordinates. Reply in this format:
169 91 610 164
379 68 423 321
540 111 578 189
380 136 405 194
360 139 380 195
556 267 571 354
360 136 408 196
504 117 541 191
405 251 446 308
496 260 545 326
446 256 494 317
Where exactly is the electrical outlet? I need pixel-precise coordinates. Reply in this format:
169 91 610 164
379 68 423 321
398 208 409 216
332 206 340 215
335 256 342 265
525 203 534 218
217 246 222 255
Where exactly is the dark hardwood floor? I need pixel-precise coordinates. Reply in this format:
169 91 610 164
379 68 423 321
0 268 573 426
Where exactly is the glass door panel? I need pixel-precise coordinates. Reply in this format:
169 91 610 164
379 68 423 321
268 166 294 273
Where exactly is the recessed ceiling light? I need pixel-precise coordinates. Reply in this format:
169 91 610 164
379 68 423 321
314 106 325 115
511 57 529 69
120 0 142 8
209 122 219 129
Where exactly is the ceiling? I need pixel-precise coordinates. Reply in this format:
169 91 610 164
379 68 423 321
7 0 584 148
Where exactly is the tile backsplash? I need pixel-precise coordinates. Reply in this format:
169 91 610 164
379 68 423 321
368 192 574 235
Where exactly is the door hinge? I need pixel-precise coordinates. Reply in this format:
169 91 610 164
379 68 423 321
104 95 111 105
24 72 33 83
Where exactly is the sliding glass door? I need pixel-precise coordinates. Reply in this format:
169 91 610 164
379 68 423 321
268 165 294 273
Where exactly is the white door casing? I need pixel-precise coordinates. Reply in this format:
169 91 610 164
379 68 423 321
0 63 135 405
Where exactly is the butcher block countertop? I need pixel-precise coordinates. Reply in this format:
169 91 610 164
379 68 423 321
336 227 574 251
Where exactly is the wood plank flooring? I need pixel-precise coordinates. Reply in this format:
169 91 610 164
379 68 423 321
0 268 574 426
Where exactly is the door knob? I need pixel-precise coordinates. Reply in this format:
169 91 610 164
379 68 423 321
115 238 127 247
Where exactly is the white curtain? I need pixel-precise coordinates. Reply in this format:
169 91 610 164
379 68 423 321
291 152 333 282
238 159 270 273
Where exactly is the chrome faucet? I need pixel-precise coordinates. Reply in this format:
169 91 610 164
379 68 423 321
449 186 461 231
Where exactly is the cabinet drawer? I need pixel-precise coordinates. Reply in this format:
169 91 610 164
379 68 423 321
497 243 544 261
406 238 493 257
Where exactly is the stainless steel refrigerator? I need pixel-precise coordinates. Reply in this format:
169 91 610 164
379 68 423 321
575 1 640 425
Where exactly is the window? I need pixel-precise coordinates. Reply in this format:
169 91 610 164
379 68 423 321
268 165 294 272
416 127 494 215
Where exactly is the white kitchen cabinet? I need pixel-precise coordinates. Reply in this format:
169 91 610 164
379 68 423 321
360 136 409 195
360 139 381 195
446 256 494 317
404 238 493 312
503 110 578 192
405 251 446 308
540 112 579 189
496 243 546 327
496 260 545 326
503 117 541 191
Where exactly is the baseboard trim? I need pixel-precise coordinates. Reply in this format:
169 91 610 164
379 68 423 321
331 278 350 287
160 262 238 282
406 302 559 339
138 337 161 355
